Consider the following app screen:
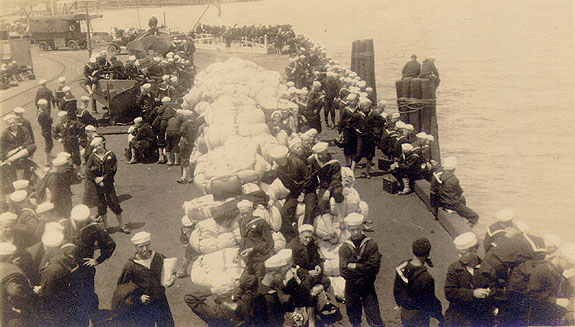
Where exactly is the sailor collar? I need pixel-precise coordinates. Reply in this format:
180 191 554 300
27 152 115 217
133 251 156 269
94 151 113 161
312 153 338 169
395 259 426 284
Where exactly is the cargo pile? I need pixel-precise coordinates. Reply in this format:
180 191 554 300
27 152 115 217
178 57 370 296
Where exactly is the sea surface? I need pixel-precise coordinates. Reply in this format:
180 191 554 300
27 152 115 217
92 0 575 242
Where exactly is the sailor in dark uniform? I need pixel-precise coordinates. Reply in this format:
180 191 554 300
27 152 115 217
444 232 494 327
37 99 54 166
35 79 55 114
12 107 34 143
63 204 116 326
306 142 344 220
350 97 372 177
60 86 78 120
420 57 440 88
394 237 444 327
238 200 274 278
52 111 83 170
36 156 81 218
338 94 357 167
339 213 384 327
54 77 67 109
484 208 515 253
76 96 98 128
125 56 144 81
402 55 421 79
128 117 157 164
138 84 157 123
115 231 175 327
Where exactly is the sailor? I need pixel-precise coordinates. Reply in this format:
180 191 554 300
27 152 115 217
146 56 164 79
35 201 56 224
390 143 423 195
54 76 67 109
263 145 313 241
402 55 422 79
339 213 384 327
238 200 274 278
35 79 55 113
252 249 299 327
288 224 330 292
1 114 37 188
80 125 103 164
138 83 156 122
394 237 444 326
96 50 110 71
76 96 98 128
34 230 77 327
36 156 81 218
9 190 43 244
11 107 34 143
338 94 358 167
128 117 157 164
484 208 515 253
84 56 100 98
303 81 323 134
322 71 341 128
307 142 344 217
0 211 32 251
109 56 127 79
52 110 83 170
0 242 38 327
177 111 199 184
115 231 175 327
430 157 479 225
36 99 54 166
443 232 494 326
170 75 186 98
157 75 172 100
63 204 116 326
60 85 78 120
174 216 197 279
125 55 144 80
165 108 185 166
420 57 439 84
350 97 373 177
391 121 410 159
84 137 129 233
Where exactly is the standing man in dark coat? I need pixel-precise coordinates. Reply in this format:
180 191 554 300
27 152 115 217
52 110 84 172
54 77 67 109
36 156 80 218
263 145 313 241
430 156 479 225
63 204 116 327
60 86 78 120
339 213 384 327
37 99 54 166
394 237 444 326
35 79 55 114
84 137 129 233
402 55 421 79
138 84 157 123
115 231 175 327
443 232 493 326
304 82 324 134
322 71 341 128
238 200 274 278
420 57 440 88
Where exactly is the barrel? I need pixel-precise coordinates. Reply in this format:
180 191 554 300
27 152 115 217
395 79 411 98
421 78 436 99
409 78 422 99
351 39 377 102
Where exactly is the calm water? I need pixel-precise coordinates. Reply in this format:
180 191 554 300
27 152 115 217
93 0 575 241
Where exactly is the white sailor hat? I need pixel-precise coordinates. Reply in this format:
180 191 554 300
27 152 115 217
560 242 575 264
85 125 96 132
57 151 71 159
128 55 136 61
404 124 414 131
287 87 297 94
237 200 253 211
298 224 314 234
80 96 90 102
13 107 25 114
153 57 161 62
131 231 151 245
358 80 367 87
401 143 414 152
62 86 71 92
42 231 64 248
166 52 174 58
161 97 172 103
160 60 167 65
170 76 178 82
71 204 91 222
0 243 17 256
359 92 369 98
38 79 47 85
339 76 345 81
142 83 152 90
377 100 387 107
52 157 68 167
37 99 48 106
453 232 478 250
99 50 107 56
276 248 293 262
58 77 66 83
543 233 562 249
366 87 373 92
174 55 180 60
45 222 64 233
57 111 68 118
12 180 29 190
391 113 400 119
90 137 104 147
181 216 193 227
133 117 143 124
345 94 356 101
10 190 27 203
167 58 174 63
270 145 289 161
442 156 457 170
359 97 371 105
162 75 170 81
312 80 321 88
265 249 293 269
426 135 435 142
344 77 352 83
395 121 406 129
312 142 329 154
514 220 530 234
344 213 365 226
36 202 55 214
0 212 17 226
416 132 428 139
495 208 514 222
89 57 97 63
295 88 305 95
286 81 295 87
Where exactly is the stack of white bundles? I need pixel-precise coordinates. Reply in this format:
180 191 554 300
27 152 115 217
191 247 244 295
182 194 222 223
189 218 241 255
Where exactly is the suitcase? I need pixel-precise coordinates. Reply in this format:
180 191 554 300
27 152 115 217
382 174 399 194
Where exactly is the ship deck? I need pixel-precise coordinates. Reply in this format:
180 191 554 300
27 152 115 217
0 47 460 326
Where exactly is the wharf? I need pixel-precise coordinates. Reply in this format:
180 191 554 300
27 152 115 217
1 46 463 326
